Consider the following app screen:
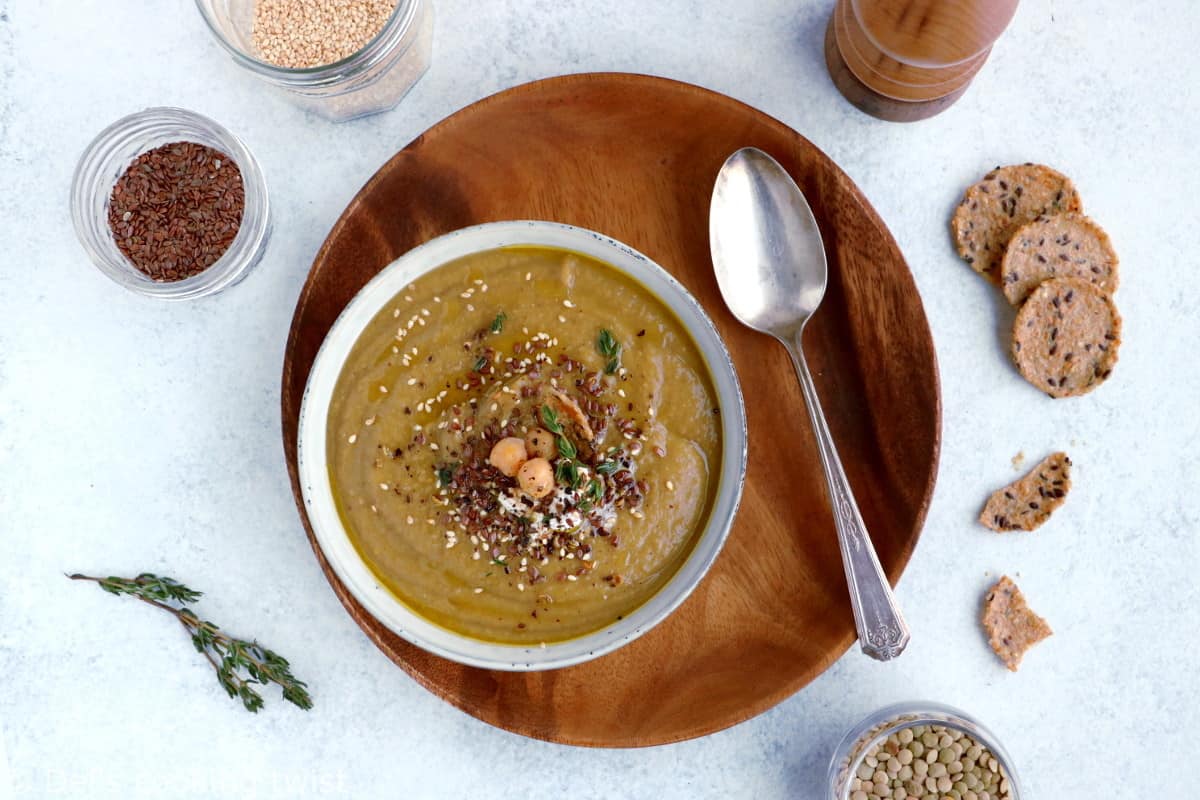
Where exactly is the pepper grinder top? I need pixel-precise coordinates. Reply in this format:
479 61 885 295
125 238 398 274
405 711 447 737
825 0 1020 122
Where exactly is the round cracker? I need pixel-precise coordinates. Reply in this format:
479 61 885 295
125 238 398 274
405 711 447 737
1012 278 1121 398
1000 213 1119 305
951 164 1082 284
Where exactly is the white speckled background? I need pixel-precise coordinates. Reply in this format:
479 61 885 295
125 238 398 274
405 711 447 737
1 1 1197 797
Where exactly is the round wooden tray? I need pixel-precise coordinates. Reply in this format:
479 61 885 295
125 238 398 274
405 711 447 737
282 73 940 747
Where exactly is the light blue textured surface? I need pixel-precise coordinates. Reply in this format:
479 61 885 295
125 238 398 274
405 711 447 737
1 1 1196 797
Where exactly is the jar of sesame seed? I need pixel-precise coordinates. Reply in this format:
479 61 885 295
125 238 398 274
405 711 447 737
195 0 433 122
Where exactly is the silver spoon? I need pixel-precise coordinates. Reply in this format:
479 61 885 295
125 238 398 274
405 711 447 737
709 147 910 661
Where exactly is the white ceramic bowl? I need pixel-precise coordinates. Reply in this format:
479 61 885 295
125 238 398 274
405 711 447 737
298 221 747 671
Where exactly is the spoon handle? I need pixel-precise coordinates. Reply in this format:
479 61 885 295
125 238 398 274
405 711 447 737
785 335 911 661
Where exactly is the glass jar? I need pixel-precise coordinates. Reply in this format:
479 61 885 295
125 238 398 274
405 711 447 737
195 0 433 122
70 107 271 301
828 702 1023 800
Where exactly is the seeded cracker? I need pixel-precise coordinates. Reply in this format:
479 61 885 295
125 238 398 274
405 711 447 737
982 576 1052 671
980 452 1072 532
1012 278 1121 397
1000 212 1120 305
951 163 1082 284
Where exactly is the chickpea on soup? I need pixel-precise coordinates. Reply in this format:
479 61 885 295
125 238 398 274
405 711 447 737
328 247 722 644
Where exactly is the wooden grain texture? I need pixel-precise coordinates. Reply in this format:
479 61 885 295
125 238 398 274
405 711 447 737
281 73 941 747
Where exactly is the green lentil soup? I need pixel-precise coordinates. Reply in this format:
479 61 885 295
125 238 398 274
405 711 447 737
327 246 722 645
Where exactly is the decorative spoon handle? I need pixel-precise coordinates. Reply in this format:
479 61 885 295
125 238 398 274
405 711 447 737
785 333 910 661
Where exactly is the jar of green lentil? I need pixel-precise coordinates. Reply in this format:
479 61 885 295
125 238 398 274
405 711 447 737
195 0 433 122
828 702 1023 800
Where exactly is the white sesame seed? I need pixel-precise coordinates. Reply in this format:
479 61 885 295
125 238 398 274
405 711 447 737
413 424 422 431
417 317 426 326
347 434 357 444
379 385 388 393
392 346 399 354
525 272 532 281
517 583 525 591
666 480 675 491
474 587 483 593
430 443 439 451
370 505 377 513
407 378 417 385
567 575 578 581
379 483 389 490
434 296 441 303
460 291 472 299
618 389 626 397
466 304 474 312
406 516 414 524
404 295 413 302
562 299 575 308
480 283 488 292
365 416 376 426
393 309 400 318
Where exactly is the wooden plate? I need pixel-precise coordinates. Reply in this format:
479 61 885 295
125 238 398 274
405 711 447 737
281 73 940 747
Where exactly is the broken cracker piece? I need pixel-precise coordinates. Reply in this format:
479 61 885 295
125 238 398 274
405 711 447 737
982 576 1052 671
980 452 1072 532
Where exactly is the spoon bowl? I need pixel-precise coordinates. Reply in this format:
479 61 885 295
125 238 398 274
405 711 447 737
710 147 828 339
709 147 910 661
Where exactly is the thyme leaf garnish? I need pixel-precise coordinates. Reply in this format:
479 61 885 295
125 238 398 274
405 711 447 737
597 329 621 374
490 312 506 334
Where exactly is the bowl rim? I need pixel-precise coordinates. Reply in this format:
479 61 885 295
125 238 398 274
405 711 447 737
296 220 747 671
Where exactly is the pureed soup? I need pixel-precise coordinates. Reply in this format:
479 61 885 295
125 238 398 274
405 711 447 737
327 246 723 645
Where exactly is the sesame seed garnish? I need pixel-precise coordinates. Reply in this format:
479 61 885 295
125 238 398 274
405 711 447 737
666 480 675 491
466 304 475 312
558 315 566 323
417 317 426 326
517 583 525 592
392 309 400 318
567 575 578 581
562 299 575 308
618 389 626 397
347 434 357 444
413 424 422 431
433 296 441 303
379 483 389 490
473 587 483 594
407 378 417 385
480 284 488 292
525 272 532 281
630 509 645 519
421 309 430 317
406 516 414 524
379 385 388 393
364 416 376 425
404 295 413 302
430 443 439 451
391 346 399 354
370 505 378 513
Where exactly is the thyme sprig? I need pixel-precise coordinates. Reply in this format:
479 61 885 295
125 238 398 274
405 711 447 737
68 572 312 713
540 404 584 489
597 329 621 374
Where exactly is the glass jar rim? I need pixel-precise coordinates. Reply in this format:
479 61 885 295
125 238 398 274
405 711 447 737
828 701 1023 800
194 0 419 85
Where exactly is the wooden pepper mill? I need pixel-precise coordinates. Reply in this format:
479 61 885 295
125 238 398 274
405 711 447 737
825 0 1020 122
